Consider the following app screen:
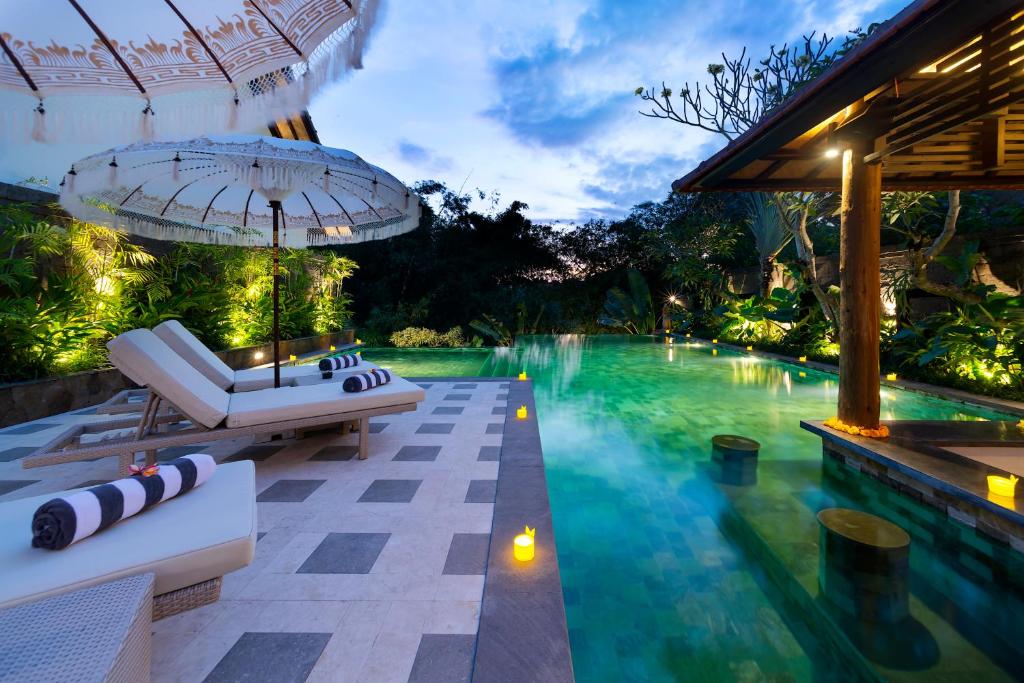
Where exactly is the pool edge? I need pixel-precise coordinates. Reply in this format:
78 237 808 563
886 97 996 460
469 377 575 683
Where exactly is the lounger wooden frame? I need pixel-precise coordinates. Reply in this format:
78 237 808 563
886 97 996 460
23 390 417 476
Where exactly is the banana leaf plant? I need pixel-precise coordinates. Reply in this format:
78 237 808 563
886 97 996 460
597 269 655 334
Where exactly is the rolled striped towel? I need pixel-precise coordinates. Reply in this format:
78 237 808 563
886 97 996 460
31 454 216 550
343 368 392 393
319 353 360 372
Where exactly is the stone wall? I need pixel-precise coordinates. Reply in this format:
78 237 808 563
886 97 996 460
0 330 355 427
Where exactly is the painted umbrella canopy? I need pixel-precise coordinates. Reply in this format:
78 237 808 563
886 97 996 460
0 0 379 144
60 134 420 385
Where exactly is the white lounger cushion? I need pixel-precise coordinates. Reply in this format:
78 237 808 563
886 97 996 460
232 360 381 393
153 320 235 391
226 375 425 428
0 461 256 610
108 329 230 429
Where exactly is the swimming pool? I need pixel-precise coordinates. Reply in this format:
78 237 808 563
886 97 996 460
364 335 1023 681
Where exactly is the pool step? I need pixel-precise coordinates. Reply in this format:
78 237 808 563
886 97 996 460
717 502 881 683
717 459 1024 681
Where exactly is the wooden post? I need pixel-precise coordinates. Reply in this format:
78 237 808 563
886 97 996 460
838 141 882 428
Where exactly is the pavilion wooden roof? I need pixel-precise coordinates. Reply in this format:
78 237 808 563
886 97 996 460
268 111 321 144
673 0 1024 192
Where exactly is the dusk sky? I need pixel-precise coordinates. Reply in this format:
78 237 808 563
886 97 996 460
310 0 909 224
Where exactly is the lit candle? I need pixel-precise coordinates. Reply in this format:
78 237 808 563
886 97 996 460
517 405 528 420
886 373 898 381
513 526 535 561
518 371 528 381
988 474 1018 498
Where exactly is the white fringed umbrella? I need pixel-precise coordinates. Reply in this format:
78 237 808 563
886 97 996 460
0 0 379 144
61 134 420 386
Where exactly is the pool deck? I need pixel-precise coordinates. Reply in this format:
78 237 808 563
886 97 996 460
802 419 1024 553
0 378 573 682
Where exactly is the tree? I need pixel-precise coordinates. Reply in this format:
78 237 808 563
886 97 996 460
883 190 984 305
635 33 838 139
636 28 878 326
773 192 839 326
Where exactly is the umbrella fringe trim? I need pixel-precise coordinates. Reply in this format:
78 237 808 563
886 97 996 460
0 0 381 146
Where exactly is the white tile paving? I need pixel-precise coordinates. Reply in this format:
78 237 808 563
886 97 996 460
0 382 507 682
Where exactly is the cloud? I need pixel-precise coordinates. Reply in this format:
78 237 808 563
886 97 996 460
306 0 909 224
395 140 454 172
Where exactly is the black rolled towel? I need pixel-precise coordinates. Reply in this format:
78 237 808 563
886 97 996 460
31 499 77 551
319 353 360 372
343 368 392 393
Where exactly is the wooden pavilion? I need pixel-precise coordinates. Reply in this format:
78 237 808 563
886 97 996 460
673 0 1024 428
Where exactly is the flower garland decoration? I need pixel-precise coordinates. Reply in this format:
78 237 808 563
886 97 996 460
823 417 890 439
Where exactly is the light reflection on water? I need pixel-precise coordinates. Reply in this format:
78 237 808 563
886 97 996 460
511 335 1016 682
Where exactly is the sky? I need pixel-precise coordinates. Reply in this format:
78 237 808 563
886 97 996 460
0 0 907 225
309 0 909 224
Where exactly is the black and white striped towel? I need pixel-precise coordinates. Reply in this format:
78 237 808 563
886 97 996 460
319 353 360 372
343 368 392 393
31 454 216 550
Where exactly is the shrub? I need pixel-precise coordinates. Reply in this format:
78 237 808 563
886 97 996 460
390 326 465 348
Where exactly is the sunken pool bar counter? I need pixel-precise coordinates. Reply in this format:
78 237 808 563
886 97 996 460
802 419 1024 552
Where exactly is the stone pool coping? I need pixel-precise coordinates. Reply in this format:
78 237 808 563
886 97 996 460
802 419 1024 553
679 335 1024 418
407 377 575 683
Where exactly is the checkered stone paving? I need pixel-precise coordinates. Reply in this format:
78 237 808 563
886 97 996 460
0 380 511 682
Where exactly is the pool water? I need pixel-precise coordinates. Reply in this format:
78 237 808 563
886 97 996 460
359 347 498 377
363 336 1024 681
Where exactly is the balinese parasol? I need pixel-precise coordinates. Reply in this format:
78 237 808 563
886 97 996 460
60 134 420 387
0 0 379 144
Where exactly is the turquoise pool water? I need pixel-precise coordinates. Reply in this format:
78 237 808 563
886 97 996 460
358 347 499 377
364 336 1024 681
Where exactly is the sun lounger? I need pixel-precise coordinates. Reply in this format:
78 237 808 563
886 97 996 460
22 329 424 475
153 320 371 392
0 460 256 620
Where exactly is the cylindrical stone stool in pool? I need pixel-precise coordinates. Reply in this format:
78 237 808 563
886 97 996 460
817 508 910 624
711 435 760 485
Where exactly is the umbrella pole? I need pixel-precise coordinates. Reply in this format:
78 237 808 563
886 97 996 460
271 200 282 389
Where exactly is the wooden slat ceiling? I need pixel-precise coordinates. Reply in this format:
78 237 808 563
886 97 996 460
674 1 1024 191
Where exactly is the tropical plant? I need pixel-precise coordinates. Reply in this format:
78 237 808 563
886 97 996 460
889 292 1023 389
470 314 514 347
745 192 793 296
311 252 358 334
598 270 655 334
714 286 802 342
390 326 465 348
470 303 546 346
0 203 361 382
